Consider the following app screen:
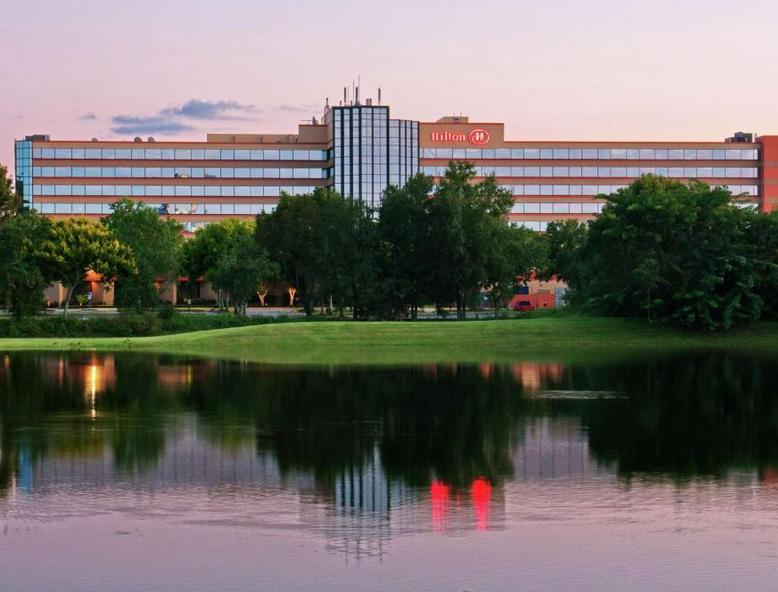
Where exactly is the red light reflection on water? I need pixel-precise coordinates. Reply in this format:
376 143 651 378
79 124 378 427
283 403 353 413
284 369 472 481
430 477 492 533
471 477 492 531
430 480 450 533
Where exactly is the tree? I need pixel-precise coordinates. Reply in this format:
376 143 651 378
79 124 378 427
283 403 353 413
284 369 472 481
181 218 254 306
103 199 183 310
0 212 51 318
377 174 435 318
43 219 134 314
0 164 22 224
545 219 588 283
426 162 513 319
571 175 761 330
257 188 371 317
206 232 278 316
747 210 778 319
484 224 548 318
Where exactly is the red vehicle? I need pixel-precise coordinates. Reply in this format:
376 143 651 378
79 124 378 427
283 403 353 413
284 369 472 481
512 300 536 312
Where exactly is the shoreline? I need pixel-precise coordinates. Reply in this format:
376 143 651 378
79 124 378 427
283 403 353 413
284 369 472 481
2 317 778 366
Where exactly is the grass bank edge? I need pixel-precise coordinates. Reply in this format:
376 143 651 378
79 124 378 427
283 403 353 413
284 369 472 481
1 317 778 365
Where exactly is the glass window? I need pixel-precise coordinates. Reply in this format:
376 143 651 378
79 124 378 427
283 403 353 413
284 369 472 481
668 149 683 160
540 149 553 159
221 150 235 160
116 149 131 159
175 149 191 160
582 149 597 159
655 149 668 160
684 150 697 160
725 149 742 160
552 148 569 159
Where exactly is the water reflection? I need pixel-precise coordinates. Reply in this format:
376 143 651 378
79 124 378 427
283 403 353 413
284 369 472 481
2 352 778 553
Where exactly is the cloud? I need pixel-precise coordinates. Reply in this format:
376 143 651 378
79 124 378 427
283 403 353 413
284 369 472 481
110 98 258 136
111 115 194 135
161 99 257 120
276 102 319 113
79 112 97 121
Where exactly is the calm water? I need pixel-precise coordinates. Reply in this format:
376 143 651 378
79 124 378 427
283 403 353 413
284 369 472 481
2 353 778 591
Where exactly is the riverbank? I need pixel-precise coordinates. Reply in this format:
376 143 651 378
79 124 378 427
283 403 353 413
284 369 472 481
2 316 778 365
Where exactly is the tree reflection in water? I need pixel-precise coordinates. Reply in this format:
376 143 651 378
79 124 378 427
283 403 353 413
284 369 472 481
2 351 778 535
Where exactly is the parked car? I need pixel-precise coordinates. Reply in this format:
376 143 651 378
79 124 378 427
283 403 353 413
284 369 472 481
512 300 536 312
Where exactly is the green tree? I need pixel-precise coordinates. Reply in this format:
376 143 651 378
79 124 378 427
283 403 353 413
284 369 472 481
0 212 51 318
206 232 278 316
545 219 588 283
181 218 254 306
426 162 513 319
0 164 22 224
747 210 778 319
257 188 376 317
103 199 183 310
572 175 760 330
377 174 435 318
42 219 134 314
484 224 548 317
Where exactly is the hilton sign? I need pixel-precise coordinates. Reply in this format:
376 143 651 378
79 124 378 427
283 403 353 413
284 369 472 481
430 128 491 145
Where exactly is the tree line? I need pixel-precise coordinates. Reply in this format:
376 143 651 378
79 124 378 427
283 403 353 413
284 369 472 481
0 161 545 320
2 160 778 329
546 175 778 330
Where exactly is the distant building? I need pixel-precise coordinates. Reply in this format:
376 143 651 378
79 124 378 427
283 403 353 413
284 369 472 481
14 90 775 235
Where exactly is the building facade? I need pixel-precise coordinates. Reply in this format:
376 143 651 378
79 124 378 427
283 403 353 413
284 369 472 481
14 97 778 235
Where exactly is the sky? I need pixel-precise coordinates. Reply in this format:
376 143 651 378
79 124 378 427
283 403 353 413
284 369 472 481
3 0 778 175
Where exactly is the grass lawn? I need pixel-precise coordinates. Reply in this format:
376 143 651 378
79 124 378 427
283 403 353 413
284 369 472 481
2 316 778 365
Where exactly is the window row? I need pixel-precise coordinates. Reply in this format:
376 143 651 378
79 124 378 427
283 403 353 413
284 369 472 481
35 201 278 216
33 185 316 197
498 184 759 196
33 147 328 161
511 202 605 215
422 166 759 179
33 166 329 179
422 147 759 161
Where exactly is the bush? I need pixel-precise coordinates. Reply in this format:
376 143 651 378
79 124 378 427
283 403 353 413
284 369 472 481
157 303 177 320
0 310 302 338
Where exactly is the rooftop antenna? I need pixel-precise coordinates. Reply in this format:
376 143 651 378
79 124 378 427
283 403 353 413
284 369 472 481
378 87 382 105
343 86 347 106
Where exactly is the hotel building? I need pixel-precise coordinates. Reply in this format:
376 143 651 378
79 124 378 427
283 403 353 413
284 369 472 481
14 94 777 236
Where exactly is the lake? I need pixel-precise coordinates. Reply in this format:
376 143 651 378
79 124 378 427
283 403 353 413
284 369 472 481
2 352 778 591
